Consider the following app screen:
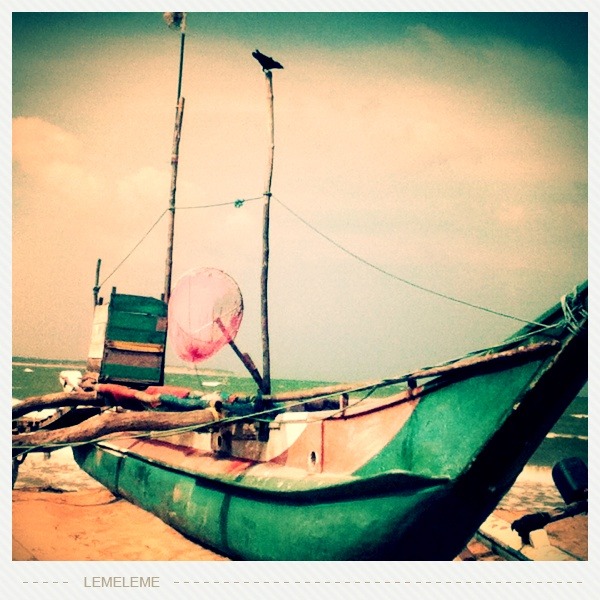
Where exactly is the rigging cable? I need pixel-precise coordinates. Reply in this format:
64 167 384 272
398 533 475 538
99 209 168 288
98 191 559 330
98 197 262 288
273 196 552 329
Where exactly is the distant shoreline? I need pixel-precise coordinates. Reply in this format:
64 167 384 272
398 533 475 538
12 359 234 378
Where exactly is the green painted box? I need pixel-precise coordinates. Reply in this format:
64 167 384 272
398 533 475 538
88 291 168 387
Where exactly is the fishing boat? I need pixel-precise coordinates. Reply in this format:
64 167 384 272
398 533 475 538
12 14 588 560
71 284 590 561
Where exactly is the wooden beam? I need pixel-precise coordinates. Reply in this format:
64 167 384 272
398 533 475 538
215 318 265 392
13 406 220 448
232 341 559 403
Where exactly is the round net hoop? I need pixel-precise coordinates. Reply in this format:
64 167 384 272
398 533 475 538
168 267 244 363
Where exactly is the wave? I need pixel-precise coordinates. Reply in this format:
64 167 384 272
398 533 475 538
545 432 587 441
515 465 553 484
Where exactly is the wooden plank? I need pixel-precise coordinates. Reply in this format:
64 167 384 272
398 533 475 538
106 311 167 335
100 363 164 384
109 294 167 315
104 341 165 354
105 327 167 345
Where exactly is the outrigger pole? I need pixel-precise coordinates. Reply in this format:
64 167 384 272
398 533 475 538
163 12 187 304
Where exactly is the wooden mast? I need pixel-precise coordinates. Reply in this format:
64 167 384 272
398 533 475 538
261 69 275 395
252 50 283 395
163 12 187 304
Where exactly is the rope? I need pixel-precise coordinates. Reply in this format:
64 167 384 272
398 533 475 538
99 209 168 287
176 196 262 210
273 196 552 329
561 286 588 334
99 197 261 288
97 190 569 331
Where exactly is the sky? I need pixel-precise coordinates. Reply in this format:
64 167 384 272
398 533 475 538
11 9 588 382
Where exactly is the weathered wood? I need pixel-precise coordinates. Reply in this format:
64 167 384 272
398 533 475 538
12 388 160 420
12 406 220 448
233 341 559 403
13 341 559 445
164 96 185 303
93 258 101 305
163 15 187 303
406 340 558 381
215 318 265 392
260 69 275 395
13 392 98 419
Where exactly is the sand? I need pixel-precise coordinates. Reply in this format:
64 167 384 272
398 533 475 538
12 488 228 561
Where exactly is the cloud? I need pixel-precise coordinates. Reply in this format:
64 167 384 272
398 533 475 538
13 117 104 220
13 117 81 169
273 27 585 200
495 203 527 226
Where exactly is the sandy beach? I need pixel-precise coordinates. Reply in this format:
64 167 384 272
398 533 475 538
12 448 587 562
13 487 228 561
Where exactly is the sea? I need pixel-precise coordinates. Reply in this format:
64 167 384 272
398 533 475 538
12 358 588 513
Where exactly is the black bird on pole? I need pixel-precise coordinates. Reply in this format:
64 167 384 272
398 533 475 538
252 49 284 71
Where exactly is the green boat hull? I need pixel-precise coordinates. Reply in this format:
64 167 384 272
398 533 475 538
72 282 587 560
74 443 451 560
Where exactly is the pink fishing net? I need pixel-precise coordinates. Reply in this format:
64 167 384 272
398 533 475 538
168 267 244 362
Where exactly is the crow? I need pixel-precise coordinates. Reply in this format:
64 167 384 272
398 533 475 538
252 49 284 71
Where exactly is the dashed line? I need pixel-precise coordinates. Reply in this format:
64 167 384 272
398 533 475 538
22 581 70 585
171 580 584 585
